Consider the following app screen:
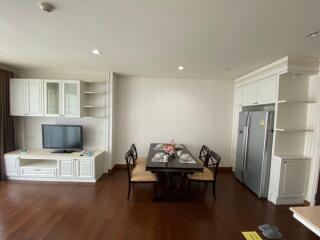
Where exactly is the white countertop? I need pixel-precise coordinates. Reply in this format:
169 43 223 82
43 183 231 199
5 149 104 160
290 206 320 237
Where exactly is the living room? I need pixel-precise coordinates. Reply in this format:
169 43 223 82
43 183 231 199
0 1 320 239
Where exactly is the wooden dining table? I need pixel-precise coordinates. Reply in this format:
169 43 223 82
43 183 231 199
146 143 204 172
145 143 204 200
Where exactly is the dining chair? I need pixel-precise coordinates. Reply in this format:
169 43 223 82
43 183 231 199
125 148 157 200
198 145 211 165
187 150 221 199
131 143 146 165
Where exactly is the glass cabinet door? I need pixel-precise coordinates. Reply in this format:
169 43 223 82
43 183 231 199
63 81 80 117
45 80 61 116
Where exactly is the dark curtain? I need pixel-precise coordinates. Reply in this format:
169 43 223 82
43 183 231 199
0 69 15 179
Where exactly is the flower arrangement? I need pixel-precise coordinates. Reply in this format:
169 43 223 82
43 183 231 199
164 139 176 156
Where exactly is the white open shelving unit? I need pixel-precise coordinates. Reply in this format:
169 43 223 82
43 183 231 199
269 69 318 205
81 81 107 118
273 73 316 158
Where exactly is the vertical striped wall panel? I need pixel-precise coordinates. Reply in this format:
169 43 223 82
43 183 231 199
114 77 234 166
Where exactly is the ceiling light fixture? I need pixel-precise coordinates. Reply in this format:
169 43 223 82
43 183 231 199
307 31 320 38
91 49 101 55
178 66 184 71
39 2 55 12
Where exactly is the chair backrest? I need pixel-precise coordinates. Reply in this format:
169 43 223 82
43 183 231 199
125 148 135 180
199 145 210 163
130 143 138 161
206 150 221 178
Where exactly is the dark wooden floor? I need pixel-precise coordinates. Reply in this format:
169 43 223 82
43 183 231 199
0 170 317 240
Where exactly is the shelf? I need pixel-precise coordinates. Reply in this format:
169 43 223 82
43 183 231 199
83 106 105 108
20 160 57 168
83 91 105 95
277 99 316 104
82 116 105 119
275 128 314 133
82 81 106 84
274 155 311 160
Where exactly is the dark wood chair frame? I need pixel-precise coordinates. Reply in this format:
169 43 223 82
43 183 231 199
130 143 138 165
188 150 221 199
198 145 211 164
125 148 157 200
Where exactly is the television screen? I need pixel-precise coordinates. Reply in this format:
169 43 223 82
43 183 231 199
42 124 83 150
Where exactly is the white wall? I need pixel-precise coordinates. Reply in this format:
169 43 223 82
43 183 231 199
305 74 320 203
14 69 111 172
15 117 105 150
114 77 234 167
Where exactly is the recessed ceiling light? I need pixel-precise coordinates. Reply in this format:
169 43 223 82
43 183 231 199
306 31 320 38
91 49 101 55
178 66 184 71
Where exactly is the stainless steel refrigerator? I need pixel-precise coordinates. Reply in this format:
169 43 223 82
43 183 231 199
235 111 274 198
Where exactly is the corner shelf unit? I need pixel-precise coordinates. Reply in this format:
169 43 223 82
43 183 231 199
273 72 315 158
82 81 107 118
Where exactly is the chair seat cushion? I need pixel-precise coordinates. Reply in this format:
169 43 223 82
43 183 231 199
136 157 146 165
196 159 204 165
131 165 157 182
188 167 214 181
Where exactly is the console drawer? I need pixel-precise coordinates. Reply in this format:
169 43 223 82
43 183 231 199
20 167 57 178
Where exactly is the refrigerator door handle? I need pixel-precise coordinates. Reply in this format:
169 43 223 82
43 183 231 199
240 126 247 180
243 113 251 172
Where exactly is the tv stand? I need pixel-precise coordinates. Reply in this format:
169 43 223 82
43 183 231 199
51 149 76 154
3 149 105 183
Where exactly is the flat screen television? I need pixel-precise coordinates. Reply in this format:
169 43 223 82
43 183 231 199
42 124 83 153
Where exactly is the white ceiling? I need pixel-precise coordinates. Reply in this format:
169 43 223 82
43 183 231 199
0 0 320 80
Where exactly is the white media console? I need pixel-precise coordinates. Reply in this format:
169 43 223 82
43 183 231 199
4 149 105 182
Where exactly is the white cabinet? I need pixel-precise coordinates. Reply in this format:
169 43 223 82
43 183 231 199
44 80 80 117
234 87 243 108
4 150 104 182
44 80 62 117
240 76 277 106
4 157 19 176
27 79 43 116
242 82 257 106
10 79 43 116
59 160 75 178
77 160 93 178
256 76 277 104
20 167 57 178
11 78 81 118
268 156 310 205
62 80 81 117
10 79 27 116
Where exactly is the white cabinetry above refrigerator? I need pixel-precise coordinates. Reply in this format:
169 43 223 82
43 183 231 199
239 76 277 106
